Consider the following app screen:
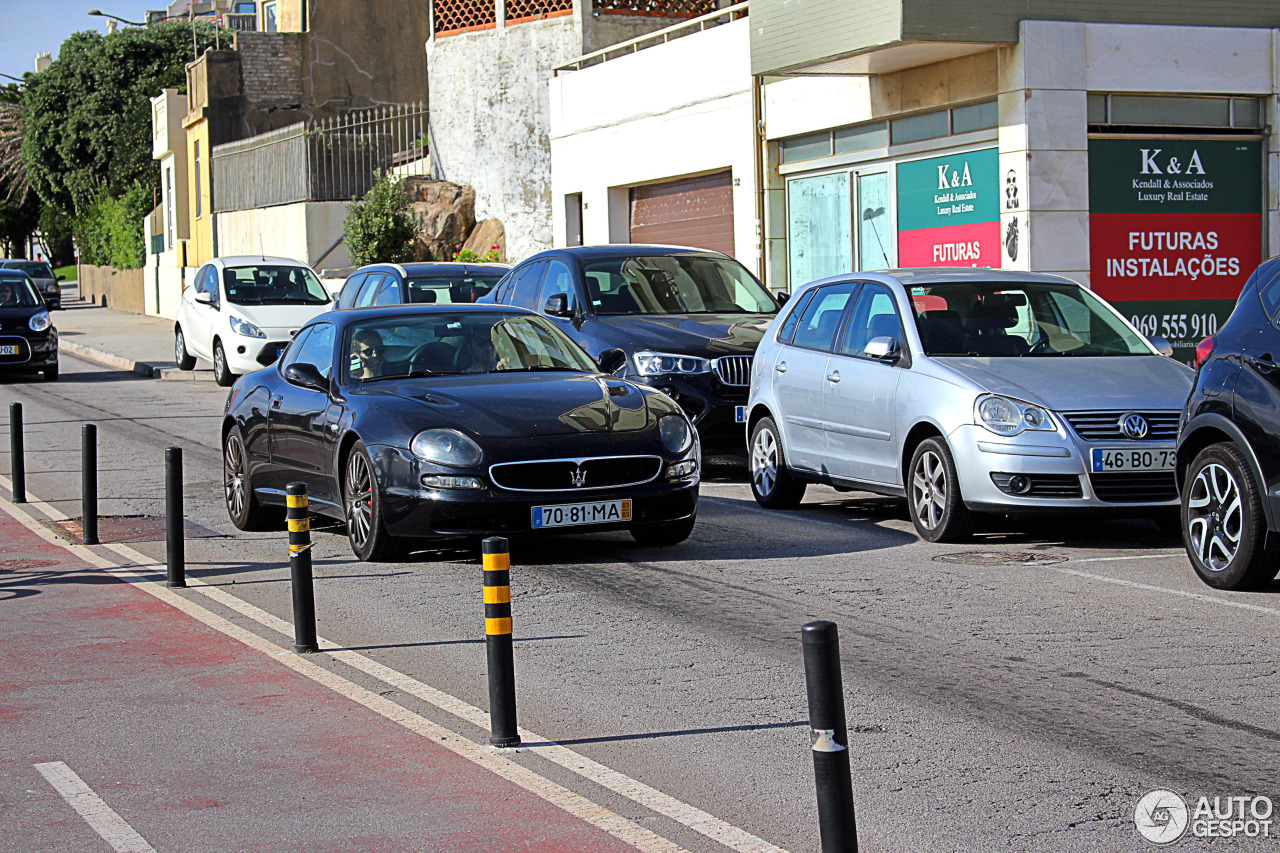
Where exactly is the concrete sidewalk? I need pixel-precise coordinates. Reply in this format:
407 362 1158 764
0 503 648 853
52 296 213 381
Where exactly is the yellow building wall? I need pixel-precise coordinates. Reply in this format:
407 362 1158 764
185 118 214 266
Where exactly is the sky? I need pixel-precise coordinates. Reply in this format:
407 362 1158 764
0 0 162 83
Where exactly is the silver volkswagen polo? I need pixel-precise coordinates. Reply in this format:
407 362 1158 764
745 269 1194 541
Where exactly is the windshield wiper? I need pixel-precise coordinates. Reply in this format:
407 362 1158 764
496 365 583 373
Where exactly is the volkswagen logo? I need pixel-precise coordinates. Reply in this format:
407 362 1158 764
1119 413 1150 440
569 466 587 487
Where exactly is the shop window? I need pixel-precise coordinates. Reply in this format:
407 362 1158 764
787 173 851 290
857 173 893 271
890 110 949 145
1110 95 1230 128
834 122 887 155
781 132 832 164
951 100 997 134
1232 98 1262 128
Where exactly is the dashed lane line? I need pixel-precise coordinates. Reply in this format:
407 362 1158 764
1039 564 1280 616
0 483 789 853
35 761 158 853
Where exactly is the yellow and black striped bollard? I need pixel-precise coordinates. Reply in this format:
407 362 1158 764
287 482 319 653
483 536 520 747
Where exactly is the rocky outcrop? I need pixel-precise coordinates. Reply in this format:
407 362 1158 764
404 178 475 261
460 219 506 263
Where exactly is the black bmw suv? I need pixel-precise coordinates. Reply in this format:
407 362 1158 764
479 246 779 456
1177 256 1280 590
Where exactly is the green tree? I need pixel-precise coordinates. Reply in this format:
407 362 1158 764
344 173 418 266
0 82 39 257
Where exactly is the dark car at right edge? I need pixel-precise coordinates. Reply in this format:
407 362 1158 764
1177 256 1280 590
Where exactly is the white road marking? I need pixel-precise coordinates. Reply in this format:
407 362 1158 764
1041 564 1280 616
1071 553 1182 563
34 762 157 853
0 491 785 853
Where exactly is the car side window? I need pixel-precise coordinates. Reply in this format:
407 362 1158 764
355 273 386 308
278 326 313 371
776 289 816 344
1256 264 1280 324
511 262 547 310
490 271 515 304
840 284 902 358
338 273 368 309
791 283 857 352
288 323 334 379
374 275 402 307
205 266 221 309
538 259 575 313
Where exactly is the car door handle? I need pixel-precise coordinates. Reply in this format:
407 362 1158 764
826 371 841 383
271 396 283 409
775 362 787 374
1248 354 1277 373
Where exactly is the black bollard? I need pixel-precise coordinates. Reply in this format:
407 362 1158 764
802 620 859 853
165 447 185 588
9 402 24 503
81 424 98 545
482 536 520 747
286 482 318 654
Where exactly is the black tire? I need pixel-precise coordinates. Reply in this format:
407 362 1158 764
907 437 974 543
43 364 58 382
223 425 282 531
1182 443 1280 590
175 326 196 370
213 339 236 387
344 440 403 561
630 515 696 546
749 417 806 509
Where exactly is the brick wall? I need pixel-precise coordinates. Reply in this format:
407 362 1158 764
236 33 305 104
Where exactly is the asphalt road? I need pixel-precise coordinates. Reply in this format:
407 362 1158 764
3 354 1278 852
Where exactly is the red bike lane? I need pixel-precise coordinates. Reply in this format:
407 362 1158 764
0 507 647 853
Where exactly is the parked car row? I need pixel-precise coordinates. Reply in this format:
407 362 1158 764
191 246 1279 594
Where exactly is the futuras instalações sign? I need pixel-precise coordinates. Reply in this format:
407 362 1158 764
1089 138 1262 361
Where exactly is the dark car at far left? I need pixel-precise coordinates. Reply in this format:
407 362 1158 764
0 259 63 309
221 304 701 561
0 270 58 381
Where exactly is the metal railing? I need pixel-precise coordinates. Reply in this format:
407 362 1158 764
211 103 429 212
221 12 256 31
553 0 747 74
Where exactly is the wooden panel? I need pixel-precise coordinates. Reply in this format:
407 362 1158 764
629 171 734 256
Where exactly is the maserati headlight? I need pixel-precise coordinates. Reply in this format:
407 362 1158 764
28 311 50 332
974 394 1055 437
658 414 693 454
229 315 266 338
634 351 710 377
410 429 483 467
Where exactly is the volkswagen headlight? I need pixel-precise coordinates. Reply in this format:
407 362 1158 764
634 351 710 377
410 429 483 467
974 394 1055 436
229 315 266 338
28 311 50 332
658 414 693 454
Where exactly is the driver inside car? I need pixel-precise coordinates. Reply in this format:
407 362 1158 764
349 328 386 380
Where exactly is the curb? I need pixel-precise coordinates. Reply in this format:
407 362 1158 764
58 340 165 377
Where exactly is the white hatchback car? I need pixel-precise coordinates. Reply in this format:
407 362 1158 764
175 256 333 386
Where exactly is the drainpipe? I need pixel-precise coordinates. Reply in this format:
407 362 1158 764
751 74 766 286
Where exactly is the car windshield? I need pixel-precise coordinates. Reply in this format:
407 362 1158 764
344 312 599 383
911 282 1152 357
404 273 505 305
583 255 776 316
0 276 41 308
2 262 53 279
223 265 330 305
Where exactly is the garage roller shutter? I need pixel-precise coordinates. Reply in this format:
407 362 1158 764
629 171 734 256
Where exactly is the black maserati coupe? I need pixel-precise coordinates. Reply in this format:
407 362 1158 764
221 304 701 560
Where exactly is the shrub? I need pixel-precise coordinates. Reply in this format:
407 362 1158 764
344 173 418 266
452 244 502 263
74 183 150 269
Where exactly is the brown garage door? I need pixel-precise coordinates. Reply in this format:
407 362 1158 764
629 171 734 255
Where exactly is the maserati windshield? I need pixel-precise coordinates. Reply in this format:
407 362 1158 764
911 282 1152 357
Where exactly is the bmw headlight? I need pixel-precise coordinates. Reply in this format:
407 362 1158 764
229 315 266 338
634 351 710 377
28 311 50 332
658 414 693 454
974 394 1055 437
410 429 483 467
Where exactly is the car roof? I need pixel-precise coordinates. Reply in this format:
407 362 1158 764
315 303 537 328
351 262 511 278
213 256 313 268
525 244 729 261
0 268 32 279
795 267 1081 293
